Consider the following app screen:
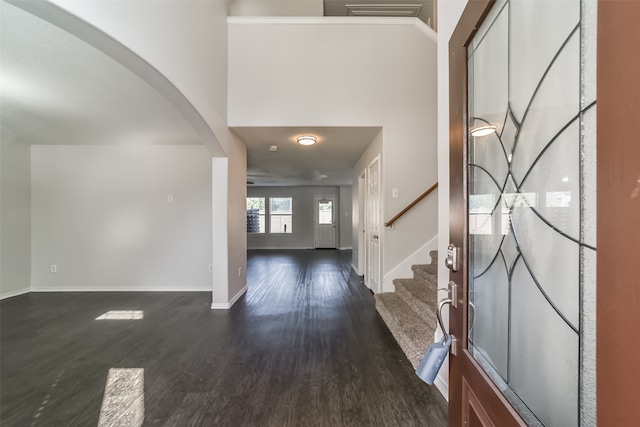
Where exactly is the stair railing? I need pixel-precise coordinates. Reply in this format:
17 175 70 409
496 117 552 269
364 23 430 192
384 182 438 228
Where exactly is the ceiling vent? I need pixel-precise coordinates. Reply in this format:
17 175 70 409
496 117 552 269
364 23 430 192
345 4 422 17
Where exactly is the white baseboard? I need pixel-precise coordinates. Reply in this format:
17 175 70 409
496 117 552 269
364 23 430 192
338 246 353 250
31 286 211 292
382 235 438 292
247 246 314 250
211 285 247 309
352 264 363 276
434 369 449 401
0 288 31 300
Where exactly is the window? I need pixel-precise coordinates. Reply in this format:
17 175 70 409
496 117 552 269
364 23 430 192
246 197 265 233
269 197 292 233
318 200 333 224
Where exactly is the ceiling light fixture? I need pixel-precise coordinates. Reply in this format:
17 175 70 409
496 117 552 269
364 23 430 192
297 136 317 146
470 117 497 137
269 145 278 152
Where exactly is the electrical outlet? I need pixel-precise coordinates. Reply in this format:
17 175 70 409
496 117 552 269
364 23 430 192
50 265 57 273
208 264 213 272
392 188 399 198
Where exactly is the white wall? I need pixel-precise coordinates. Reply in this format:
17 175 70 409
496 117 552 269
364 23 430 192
31 145 212 291
247 186 340 249
0 130 31 299
435 0 469 400
230 0 323 17
229 18 438 290
338 186 352 249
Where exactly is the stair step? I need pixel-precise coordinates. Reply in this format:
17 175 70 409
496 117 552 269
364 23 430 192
429 250 438 264
393 278 438 327
374 293 436 369
411 263 438 286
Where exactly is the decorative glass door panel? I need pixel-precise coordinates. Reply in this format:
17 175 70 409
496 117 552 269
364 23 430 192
467 0 597 425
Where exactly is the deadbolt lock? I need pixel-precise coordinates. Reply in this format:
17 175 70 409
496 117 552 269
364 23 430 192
445 244 459 272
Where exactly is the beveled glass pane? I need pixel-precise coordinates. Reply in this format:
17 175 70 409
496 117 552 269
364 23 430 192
510 260 578 427
469 166 503 277
470 131 510 189
511 32 580 186
509 0 580 122
582 0 597 108
519 122 580 240
469 0 508 55
501 111 518 164
469 255 509 378
510 203 579 328
470 5 509 135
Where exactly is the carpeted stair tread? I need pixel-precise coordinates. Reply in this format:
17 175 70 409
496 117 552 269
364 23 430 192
374 293 435 369
411 263 438 286
393 278 438 327
429 250 438 263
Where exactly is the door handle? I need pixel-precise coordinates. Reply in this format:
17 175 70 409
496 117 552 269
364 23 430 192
373 235 379 240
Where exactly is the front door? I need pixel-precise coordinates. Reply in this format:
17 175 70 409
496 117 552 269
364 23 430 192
448 0 597 426
314 195 337 248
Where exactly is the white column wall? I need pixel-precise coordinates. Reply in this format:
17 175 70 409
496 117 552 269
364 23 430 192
0 130 31 299
435 0 470 399
339 186 353 250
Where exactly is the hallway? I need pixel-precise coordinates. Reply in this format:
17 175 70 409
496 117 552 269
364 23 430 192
1 250 447 426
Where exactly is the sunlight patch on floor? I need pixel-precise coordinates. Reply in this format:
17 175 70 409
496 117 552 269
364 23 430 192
95 311 144 320
97 368 144 427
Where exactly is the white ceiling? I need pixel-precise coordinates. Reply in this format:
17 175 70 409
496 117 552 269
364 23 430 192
233 126 380 186
0 1 201 146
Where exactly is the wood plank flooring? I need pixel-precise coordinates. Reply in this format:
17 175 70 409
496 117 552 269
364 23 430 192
0 249 447 426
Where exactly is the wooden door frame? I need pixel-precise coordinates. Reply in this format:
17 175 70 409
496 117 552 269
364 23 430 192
596 1 640 425
448 0 640 425
448 1 526 425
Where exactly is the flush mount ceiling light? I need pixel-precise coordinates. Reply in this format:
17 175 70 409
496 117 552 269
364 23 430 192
470 117 497 137
269 145 278 152
297 136 317 146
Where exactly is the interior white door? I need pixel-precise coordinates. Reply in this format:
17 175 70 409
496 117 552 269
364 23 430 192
367 157 381 293
314 195 336 248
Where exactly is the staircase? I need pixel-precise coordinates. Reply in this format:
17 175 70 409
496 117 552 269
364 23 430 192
374 250 439 369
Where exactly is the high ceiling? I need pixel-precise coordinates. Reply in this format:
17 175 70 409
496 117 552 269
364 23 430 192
0 1 201 146
1 1 432 186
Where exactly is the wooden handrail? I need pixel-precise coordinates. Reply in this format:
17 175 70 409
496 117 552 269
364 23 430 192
384 182 438 228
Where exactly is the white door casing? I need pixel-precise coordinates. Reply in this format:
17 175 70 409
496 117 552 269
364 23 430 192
367 157 381 293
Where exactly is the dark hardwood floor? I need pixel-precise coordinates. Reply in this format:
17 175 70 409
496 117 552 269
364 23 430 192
1 249 447 426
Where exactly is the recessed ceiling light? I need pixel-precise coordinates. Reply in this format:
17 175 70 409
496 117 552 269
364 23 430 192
297 136 317 146
269 145 278 152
